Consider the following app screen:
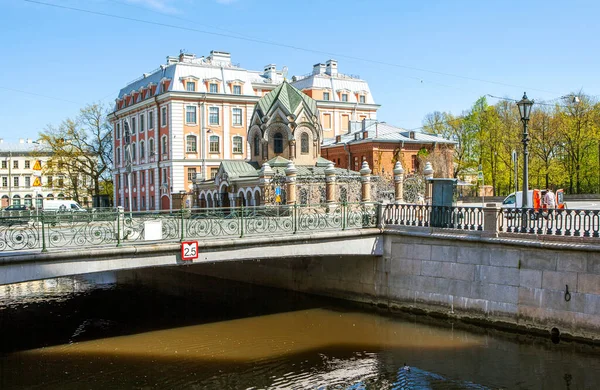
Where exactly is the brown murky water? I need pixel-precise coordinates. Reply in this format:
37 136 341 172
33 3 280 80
1 272 600 389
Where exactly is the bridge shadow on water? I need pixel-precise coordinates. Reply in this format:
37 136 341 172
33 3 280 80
2 271 600 389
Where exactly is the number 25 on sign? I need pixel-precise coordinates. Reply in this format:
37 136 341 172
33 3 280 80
181 241 199 261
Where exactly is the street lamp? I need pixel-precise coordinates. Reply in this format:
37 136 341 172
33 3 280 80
516 92 534 231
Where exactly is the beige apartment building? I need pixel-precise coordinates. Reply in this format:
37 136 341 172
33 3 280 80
109 50 379 210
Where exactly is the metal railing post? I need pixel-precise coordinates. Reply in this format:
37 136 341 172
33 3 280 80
180 208 185 241
116 209 121 247
293 202 298 234
240 204 245 238
40 213 47 253
342 202 347 231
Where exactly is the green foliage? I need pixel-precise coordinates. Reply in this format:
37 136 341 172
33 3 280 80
422 93 600 195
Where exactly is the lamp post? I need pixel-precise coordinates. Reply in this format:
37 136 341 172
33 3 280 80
123 120 133 216
516 92 534 232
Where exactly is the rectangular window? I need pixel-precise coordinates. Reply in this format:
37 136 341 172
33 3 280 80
209 83 218 93
141 171 145 185
148 112 154 130
2 177 7 187
13 160 18 169
187 167 197 182
149 139 155 156
209 136 220 153
48 176 53 187
25 160 30 169
232 108 242 126
233 85 241 95
209 107 219 125
341 94 348 102
162 168 167 184
359 95 366 103
161 107 167 127
323 92 330 101
132 197 137 210
117 175 121 188
186 81 196 92
1 161 6 169
323 114 332 129
186 135 197 153
116 123 121 139
342 115 350 131
14 176 19 187
116 147 121 164
25 177 31 187
186 105 197 124
210 167 218 179
131 116 136 133
140 114 145 132
150 169 154 185
232 136 243 154
150 196 154 209
141 196 146 209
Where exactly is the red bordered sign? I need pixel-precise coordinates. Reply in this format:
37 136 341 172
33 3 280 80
181 241 199 261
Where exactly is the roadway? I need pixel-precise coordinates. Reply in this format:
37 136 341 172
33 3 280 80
458 200 600 210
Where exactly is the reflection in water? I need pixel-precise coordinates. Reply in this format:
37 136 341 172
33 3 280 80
1 271 600 389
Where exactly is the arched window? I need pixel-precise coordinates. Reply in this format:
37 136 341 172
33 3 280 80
253 135 260 156
140 141 145 159
149 138 155 156
186 134 197 153
58 193 65 200
46 194 54 200
12 195 21 206
161 136 168 155
273 132 283 154
36 194 43 208
131 142 136 161
24 194 32 207
301 133 309 154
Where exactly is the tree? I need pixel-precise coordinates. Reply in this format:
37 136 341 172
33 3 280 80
39 103 113 205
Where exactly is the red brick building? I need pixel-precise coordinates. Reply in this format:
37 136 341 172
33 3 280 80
321 120 455 178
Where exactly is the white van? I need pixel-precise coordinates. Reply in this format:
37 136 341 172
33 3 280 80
43 200 87 213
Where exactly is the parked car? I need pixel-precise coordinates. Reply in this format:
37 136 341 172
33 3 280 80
3 205 30 211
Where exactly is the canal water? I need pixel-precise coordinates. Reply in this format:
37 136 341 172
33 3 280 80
1 271 600 389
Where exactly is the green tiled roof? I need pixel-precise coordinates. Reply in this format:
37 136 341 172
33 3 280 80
220 160 259 179
257 81 317 116
265 156 290 167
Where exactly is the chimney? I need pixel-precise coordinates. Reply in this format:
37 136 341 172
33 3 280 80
19 138 24 144
312 63 326 75
263 64 278 82
335 135 341 143
209 50 231 66
325 59 338 76
27 138 32 143
0 138 3 143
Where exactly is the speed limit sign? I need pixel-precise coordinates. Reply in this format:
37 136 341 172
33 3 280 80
181 241 199 261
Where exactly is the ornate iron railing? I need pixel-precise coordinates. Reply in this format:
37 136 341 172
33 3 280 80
382 204 484 231
498 208 600 237
0 203 379 253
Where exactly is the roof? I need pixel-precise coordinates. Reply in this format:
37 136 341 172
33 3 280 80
291 74 375 104
265 156 291 167
257 81 317 116
322 121 456 147
220 160 259 179
0 142 51 154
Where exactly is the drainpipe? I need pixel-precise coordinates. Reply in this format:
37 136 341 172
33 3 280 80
343 142 351 172
154 96 161 209
200 93 207 180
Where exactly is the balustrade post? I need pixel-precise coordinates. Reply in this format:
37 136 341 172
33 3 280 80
259 162 274 206
360 161 372 203
482 203 500 237
180 208 185 241
393 161 404 204
240 203 244 238
116 206 123 247
325 162 337 206
285 161 298 205
293 202 298 234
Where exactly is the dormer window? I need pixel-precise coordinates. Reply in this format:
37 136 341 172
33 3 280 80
233 85 241 95
359 95 366 103
323 92 330 101
186 81 196 92
209 83 218 93
341 93 348 102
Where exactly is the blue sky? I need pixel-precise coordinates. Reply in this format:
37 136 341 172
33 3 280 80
2 0 599 140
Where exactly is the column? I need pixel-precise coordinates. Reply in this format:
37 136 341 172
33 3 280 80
359 161 371 202
289 140 296 160
258 162 274 205
285 161 297 204
424 161 434 204
325 162 337 204
393 161 404 203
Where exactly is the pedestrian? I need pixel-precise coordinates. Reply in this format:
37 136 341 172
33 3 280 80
544 188 556 209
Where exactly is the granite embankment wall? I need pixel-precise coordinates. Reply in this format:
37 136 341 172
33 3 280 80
179 228 600 342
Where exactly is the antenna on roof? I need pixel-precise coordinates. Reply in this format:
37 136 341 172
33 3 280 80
282 66 288 81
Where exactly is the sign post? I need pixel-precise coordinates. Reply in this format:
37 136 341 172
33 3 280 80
181 241 199 261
